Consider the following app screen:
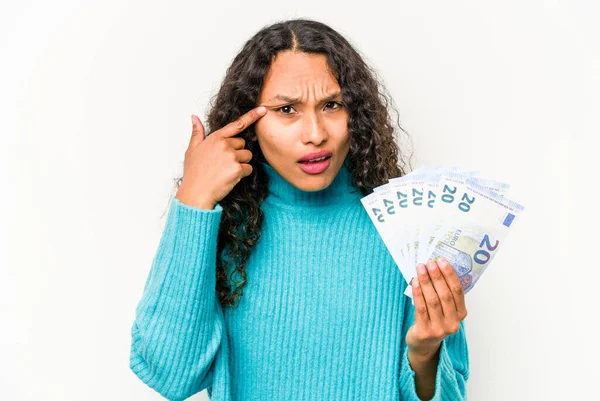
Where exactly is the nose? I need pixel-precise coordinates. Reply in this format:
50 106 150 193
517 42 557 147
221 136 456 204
300 112 328 145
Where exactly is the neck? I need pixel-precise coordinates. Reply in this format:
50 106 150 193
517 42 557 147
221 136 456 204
259 158 363 208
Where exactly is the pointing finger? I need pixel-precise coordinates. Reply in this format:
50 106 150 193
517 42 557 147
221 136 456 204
218 106 267 138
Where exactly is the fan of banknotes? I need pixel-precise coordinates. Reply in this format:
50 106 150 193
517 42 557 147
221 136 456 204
360 165 525 300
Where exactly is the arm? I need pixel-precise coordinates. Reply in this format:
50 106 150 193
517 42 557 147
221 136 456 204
398 260 470 400
408 344 441 398
399 310 469 400
129 195 226 401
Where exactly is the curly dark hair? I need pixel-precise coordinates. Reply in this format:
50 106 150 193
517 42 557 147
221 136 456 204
172 18 413 308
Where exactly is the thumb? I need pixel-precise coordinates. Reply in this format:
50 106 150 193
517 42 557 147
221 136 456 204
190 114 205 146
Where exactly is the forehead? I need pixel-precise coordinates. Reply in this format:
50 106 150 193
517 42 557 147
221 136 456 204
259 51 340 100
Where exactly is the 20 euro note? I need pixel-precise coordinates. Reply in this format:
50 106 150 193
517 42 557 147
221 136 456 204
400 167 483 284
383 167 465 279
372 177 410 270
404 179 525 299
365 166 495 289
360 189 415 284
412 169 483 270
416 171 511 267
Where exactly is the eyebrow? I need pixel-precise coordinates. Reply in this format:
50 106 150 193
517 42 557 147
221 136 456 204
266 91 342 104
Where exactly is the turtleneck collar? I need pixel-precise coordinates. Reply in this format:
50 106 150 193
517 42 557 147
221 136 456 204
259 158 363 208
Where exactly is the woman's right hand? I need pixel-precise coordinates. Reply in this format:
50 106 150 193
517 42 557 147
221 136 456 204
175 106 267 210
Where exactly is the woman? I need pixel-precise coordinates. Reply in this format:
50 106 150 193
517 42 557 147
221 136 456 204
130 18 469 401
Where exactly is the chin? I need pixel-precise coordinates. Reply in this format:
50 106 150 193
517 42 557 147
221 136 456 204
294 168 336 192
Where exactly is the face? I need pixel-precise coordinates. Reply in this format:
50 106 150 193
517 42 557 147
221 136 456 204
253 51 350 192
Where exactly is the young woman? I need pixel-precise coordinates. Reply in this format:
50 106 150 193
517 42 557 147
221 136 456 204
130 18 469 401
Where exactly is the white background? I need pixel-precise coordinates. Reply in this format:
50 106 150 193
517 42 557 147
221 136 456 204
2 1 598 400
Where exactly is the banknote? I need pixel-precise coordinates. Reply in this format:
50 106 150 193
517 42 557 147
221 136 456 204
360 165 525 301
404 179 523 298
415 171 511 269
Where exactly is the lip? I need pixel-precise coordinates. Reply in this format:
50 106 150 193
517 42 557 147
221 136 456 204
298 157 331 174
298 150 333 162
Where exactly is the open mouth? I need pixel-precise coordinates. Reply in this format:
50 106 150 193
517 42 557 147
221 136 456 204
297 155 332 174
299 155 332 164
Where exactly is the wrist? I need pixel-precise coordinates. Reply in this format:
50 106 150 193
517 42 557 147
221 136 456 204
175 188 216 210
407 342 441 364
407 347 440 373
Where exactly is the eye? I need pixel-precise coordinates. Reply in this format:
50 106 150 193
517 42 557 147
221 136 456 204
325 101 343 110
274 105 296 115
273 102 343 115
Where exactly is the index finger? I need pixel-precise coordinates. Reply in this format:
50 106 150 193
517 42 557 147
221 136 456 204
217 106 267 138
436 257 467 318
411 276 431 329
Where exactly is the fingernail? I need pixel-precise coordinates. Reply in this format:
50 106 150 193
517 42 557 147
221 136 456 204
427 262 436 270
257 106 266 114
191 115 195 126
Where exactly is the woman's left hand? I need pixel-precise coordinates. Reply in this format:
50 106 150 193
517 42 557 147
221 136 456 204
406 258 468 359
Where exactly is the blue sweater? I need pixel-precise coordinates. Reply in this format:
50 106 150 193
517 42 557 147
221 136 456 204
129 158 469 401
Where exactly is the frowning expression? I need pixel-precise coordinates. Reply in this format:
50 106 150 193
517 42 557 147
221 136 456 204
253 50 350 192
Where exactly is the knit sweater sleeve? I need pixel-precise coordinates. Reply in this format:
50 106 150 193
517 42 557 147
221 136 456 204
398 285 470 400
129 195 226 401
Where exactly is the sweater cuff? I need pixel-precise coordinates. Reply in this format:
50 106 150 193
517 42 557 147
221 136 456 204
399 332 467 401
171 195 223 215
166 196 224 256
